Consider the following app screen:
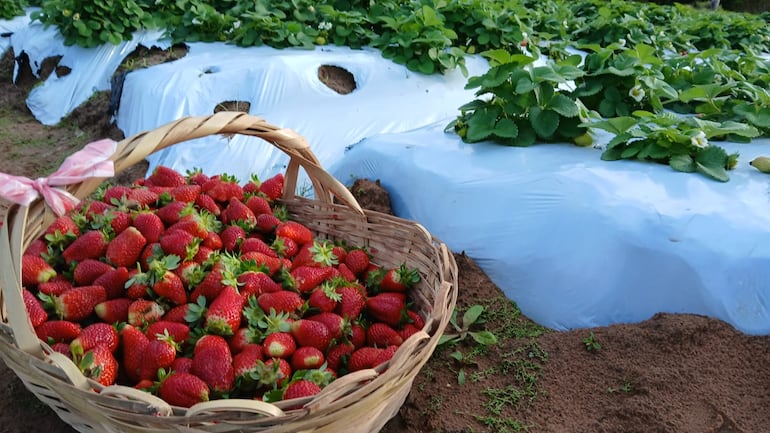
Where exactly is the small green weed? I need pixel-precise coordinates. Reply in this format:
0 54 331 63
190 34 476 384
583 331 602 352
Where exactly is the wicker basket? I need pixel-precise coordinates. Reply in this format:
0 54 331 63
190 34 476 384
0 112 458 433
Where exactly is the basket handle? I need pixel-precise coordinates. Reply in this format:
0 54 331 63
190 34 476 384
186 398 285 418
72 111 365 215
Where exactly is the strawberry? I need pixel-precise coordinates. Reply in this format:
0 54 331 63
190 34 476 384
70 322 119 356
263 332 296 358
159 229 199 260
407 310 425 329
51 342 72 357
37 279 72 296
259 173 284 201
240 251 283 275
120 324 150 383
366 292 408 327
379 264 421 292
337 263 357 282
174 260 205 288
152 268 188 306
35 320 81 343
205 286 244 336
348 347 384 372
171 356 193 374
103 185 131 204
374 345 400 366
306 312 347 340
398 323 421 342
229 327 257 354
291 240 338 269
350 322 367 348
73 258 114 286
344 249 370 276
94 298 132 324
21 255 57 286
188 262 232 302
44 214 80 238
77 344 118 386
139 242 164 270
255 213 280 233
202 175 243 203
127 299 165 327
156 201 188 226
325 342 354 371
290 319 332 352
83 200 113 220
240 237 278 257
145 321 190 345
367 323 403 347
132 211 164 244
193 334 230 356
126 188 160 207
291 346 325 371
332 246 347 265
24 239 50 258
220 225 246 252
186 168 211 186
168 210 221 239
46 285 107 322
193 245 215 264
139 333 179 381
191 342 235 396
286 266 334 293
103 226 146 268
257 291 303 315
335 285 367 319
221 198 256 227
93 266 130 300
245 195 272 216
163 303 193 323
125 269 151 300
307 283 342 313
203 231 223 250
263 357 292 387
147 165 187 188
159 372 210 408
283 379 321 401
195 193 221 216
271 236 298 259
233 343 264 384
238 270 281 299
169 184 201 203
275 221 313 246
106 210 132 235
62 230 108 264
23 289 48 327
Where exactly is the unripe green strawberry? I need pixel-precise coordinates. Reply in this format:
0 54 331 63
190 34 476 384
159 372 210 408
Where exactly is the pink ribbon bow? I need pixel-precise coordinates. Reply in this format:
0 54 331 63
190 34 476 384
0 139 117 216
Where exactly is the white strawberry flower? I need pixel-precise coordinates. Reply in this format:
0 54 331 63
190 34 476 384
629 85 645 102
690 131 708 149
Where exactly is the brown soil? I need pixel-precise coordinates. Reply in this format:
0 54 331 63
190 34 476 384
1 46 770 433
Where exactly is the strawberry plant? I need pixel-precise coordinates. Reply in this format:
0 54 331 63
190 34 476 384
0 0 26 20
438 305 498 347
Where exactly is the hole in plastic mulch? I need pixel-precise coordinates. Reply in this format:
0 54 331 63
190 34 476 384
318 65 356 95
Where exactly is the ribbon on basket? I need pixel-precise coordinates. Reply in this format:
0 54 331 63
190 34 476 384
0 139 117 216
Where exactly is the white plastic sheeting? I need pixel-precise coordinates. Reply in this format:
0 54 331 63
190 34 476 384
116 43 490 184
330 122 770 335
0 9 32 57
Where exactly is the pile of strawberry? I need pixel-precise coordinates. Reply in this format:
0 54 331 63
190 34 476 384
20 166 425 408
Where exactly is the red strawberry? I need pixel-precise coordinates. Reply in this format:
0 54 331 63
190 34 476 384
159 229 199 260
94 298 132 324
344 249 370 276
37 279 72 296
127 299 165 327
325 342 354 371
290 319 332 352
350 323 367 348
306 312 347 340
70 322 119 356
240 237 277 257
240 251 283 275
287 266 334 293
44 214 80 238
366 292 408 327
191 343 235 395
271 236 298 259
202 175 243 203
174 260 205 288
51 342 72 357
374 345 400 366
337 263 357 282
139 334 179 380
147 165 187 188
367 323 403 347
126 188 159 207
23 289 48 327
291 241 338 269
238 270 282 299
379 264 421 292
156 201 187 226
48 285 107 322
245 195 272 216
275 221 313 246
159 372 209 408
62 230 108 264
221 198 256 226
205 286 244 336
264 357 292 387
125 269 151 299
145 321 190 344
193 245 215 264
77 344 118 386
193 334 230 355
186 169 211 186
407 310 425 329
169 184 201 203
171 356 193 374
233 343 264 380
21 255 57 286
307 284 342 313
162 303 193 323
104 226 146 268
148 185 172 196
283 379 321 401
139 242 164 270
332 246 347 264
398 323 421 342
24 239 49 258
152 270 188 306
259 173 284 201
255 213 280 233
106 210 132 234
35 320 81 343
168 211 220 239
257 291 303 315
73 258 114 286
188 262 230 302
83 200 113 220
120 324 149 382
291 346 325 371
195 193 221 216
229 327 257 354
263 332 296 358
93 266 130 300
132 211 164 243
335 285 367 319
220 225 246 252
348 347 384 372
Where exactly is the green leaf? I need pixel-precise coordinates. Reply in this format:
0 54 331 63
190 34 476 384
586 116 638 134
669 155 696 172
458 369 466 385
470 330 498 346
449 351 463 361
465 108 499 142
515 77 536 94
494 118 518 139
548 94 579 118
695 146 728 167
529 106 559 138
621 141 643 159
601 147 624 161
514 121 537 147
695 161 729 182
438 334 458 346
462 305 485 327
